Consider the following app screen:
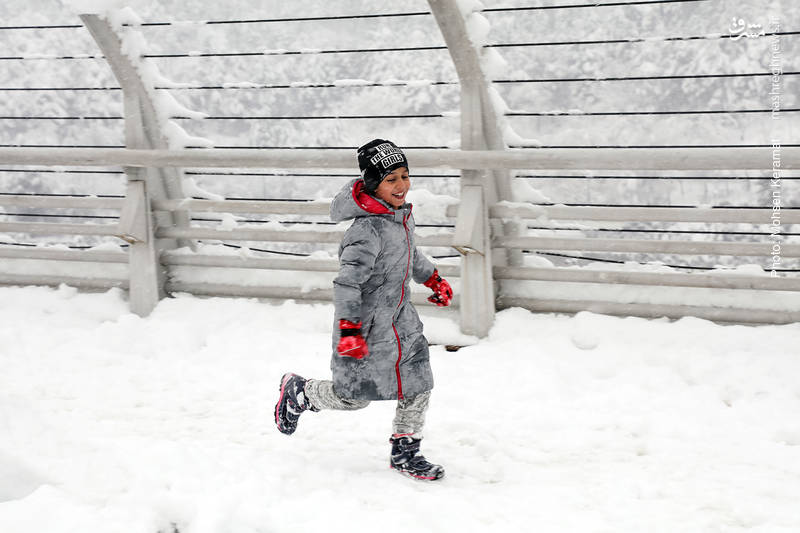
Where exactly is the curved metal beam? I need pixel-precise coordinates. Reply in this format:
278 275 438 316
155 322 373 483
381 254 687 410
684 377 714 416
427 0 510 196
80 15 190 214
80 13 193 315
428 0 516 335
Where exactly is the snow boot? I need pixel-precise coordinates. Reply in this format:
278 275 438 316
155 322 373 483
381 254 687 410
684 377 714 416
275 373 317 435
389 434 445 481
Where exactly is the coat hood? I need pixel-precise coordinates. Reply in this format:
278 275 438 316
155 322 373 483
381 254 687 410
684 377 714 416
330 178 411 223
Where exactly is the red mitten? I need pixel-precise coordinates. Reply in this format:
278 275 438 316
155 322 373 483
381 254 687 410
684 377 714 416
336 319 368 359
423 269 453 307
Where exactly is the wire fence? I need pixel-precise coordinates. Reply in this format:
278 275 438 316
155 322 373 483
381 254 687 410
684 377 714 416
2 143 796 149
0 1 712 31
1 239 796 273
3 70 799 92
528 251 800 272
3 27 796 62
2 212 794 238
5 169 799 181
5 190 795 211
1 192 795 234
1 1 795 277
487 30 800 49
3 106 800 120
6 5 793 150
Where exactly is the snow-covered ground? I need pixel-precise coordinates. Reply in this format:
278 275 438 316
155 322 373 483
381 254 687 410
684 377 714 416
1 285 799 533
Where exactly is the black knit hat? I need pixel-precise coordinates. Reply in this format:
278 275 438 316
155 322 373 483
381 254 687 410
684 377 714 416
356 139 409 194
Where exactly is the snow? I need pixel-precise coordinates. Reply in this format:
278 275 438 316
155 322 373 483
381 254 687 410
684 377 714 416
707 263 773 277
380 78 435 88
104 6 142 26
332 79 371 87
171 20 208 27
214 213 242 231
464 13 491 48
2 1 799 525
221 82 261 89
162 121 215 149
482 47 509 80
406 189 459 224
455 0 483 20
510 178 552 203
456 3 543 160
102 6 213 149
0 450 46 503
182 176 224 201
501 125 542 147
0 287 798 531
404 79 435 88
61 0 128 15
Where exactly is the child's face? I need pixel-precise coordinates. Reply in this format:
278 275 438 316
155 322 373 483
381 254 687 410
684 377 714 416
375 167 410 209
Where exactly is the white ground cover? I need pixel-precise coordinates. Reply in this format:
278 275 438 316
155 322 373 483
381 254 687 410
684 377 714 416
1 285 799 532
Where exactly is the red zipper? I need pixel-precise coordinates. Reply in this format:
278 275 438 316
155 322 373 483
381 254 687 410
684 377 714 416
393 213 412 400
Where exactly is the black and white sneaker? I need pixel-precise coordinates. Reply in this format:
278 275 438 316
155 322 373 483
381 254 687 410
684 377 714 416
274 373 316 435
389 434 445 481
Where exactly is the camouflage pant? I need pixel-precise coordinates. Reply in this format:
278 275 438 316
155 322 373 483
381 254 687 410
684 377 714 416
305 379 430 436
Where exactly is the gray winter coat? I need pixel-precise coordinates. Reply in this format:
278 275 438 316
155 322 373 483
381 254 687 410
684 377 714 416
330 179 436 401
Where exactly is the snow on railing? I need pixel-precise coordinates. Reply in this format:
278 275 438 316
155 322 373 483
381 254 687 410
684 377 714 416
1 173 799 326
1 1 799 332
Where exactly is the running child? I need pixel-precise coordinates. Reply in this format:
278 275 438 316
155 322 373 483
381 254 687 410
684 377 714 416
274 138 453 481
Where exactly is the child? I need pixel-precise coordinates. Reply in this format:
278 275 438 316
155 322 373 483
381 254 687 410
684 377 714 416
274 138 453 481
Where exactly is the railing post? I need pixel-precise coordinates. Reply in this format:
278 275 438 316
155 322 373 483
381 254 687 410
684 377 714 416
429 0 512 336
80 13 193 315
117 171 161 314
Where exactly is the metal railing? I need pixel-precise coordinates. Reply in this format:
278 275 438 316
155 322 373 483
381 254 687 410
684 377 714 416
1 146 799 330
1 0 799 334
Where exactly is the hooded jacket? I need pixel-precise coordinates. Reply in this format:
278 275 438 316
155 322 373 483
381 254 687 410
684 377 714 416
329 178 436 401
